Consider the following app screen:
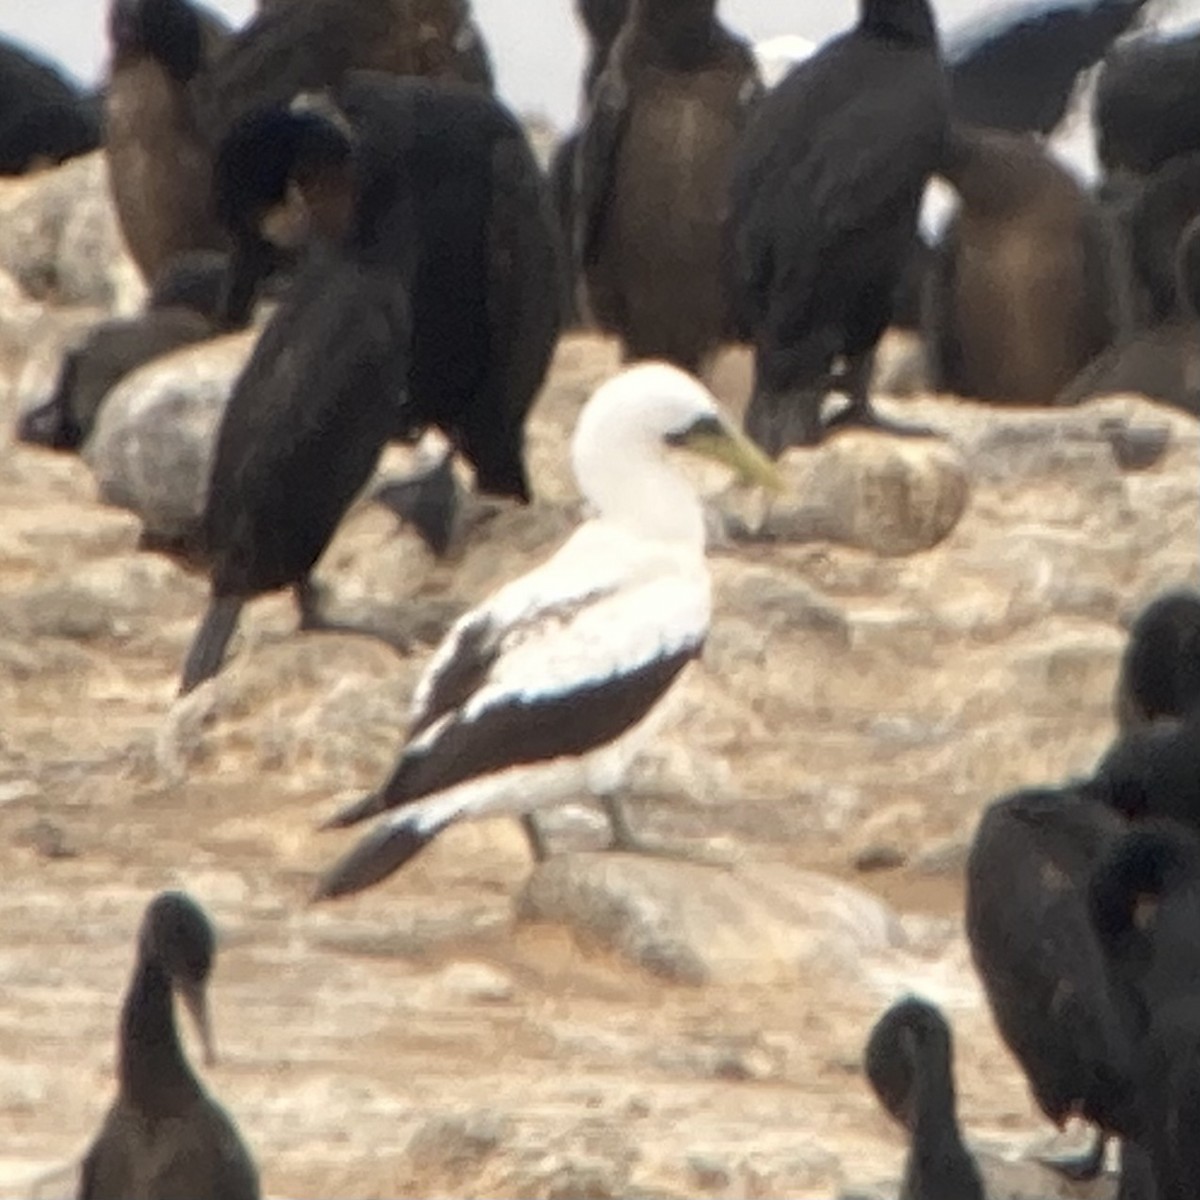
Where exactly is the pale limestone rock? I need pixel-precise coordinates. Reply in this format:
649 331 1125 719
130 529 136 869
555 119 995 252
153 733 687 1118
0 552 204 642
83 328 257 544
724 432 970 555
0 152 143 313
517 856 906 986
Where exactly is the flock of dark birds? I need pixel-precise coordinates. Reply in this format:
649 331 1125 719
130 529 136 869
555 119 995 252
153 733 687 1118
866 588 1200 1200
0 0 1198 1195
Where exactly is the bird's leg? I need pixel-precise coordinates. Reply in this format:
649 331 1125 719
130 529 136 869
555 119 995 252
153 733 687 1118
600 795 732 866
822 350 936 439
521 813 553 863
292 578 411 654
1036 1129 1108 1183
743 385 823 456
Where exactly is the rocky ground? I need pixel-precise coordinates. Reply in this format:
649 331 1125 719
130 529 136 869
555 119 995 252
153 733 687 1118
0 154 1196 1199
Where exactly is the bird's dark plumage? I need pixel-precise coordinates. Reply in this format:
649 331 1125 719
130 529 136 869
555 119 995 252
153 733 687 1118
103 0 229 283
180 234 412 693
947 0 1151 135
576 0 629 93
78 892 259 1200
17 250 227 452
1095 26 1200 180
0 39 100 175
199 0 494 144
1115 589 1200 731
576 0 761 373
1089 822 1200 1200
924 124 1117 403
1120 151 1200 326
965 786 1141 1145
1054 317 1200 414
864 997 984 1200
1092 710 1200 833
728 0 949 453
215 73 561 502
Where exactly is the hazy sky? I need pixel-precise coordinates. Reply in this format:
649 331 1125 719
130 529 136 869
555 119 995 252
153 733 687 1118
0 0 1195 128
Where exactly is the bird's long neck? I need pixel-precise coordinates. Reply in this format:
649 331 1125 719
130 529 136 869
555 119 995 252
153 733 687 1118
859 0 938 47
118 958 202 1116
630 0 719 62
904 1031 978 1190
579 443 708 549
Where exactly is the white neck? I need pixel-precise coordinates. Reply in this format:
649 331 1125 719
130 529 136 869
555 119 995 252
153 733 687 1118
573 436 708 550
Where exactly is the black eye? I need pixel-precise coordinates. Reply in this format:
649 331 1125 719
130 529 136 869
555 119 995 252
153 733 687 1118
665 414 722 445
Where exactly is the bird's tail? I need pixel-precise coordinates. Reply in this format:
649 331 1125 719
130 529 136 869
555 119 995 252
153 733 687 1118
320 789 389 830
179 595 244 695
312 805 457 901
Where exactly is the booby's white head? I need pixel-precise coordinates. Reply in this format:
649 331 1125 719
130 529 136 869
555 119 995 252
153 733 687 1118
572 362 781 549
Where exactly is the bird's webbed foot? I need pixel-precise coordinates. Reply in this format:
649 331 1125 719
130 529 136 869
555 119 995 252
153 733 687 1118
1035 1129 1108 1182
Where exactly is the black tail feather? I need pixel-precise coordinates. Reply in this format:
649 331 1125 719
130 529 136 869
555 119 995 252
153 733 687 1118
312 817 444 901
320 789 388 830
179 595 245 695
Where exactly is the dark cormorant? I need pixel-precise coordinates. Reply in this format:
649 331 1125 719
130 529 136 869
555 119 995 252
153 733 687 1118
575 0 761 373
727 0 949 453
199 0 494 145
179 105 413 694
78 892 259 1200
965 785 1140 1181
924 123 1116 403
103 0 230 284
1089 822 1200 1200
864 996 984 1200
0 39 100 175
1095 25 1200 180
213 72 562 503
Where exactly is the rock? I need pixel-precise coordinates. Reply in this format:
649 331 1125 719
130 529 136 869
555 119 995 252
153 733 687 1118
0 153 144 313
0 553 204 643
517 856 906 986
722 433 970 556
155 633 416 787
83 329 257 544
957 396 1180 483
405 1110 512 1177
419 961 516 1005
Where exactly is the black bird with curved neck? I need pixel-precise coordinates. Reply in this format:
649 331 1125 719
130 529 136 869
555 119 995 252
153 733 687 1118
966 785 1141 1182
180 98 416 694
727 0 949 454
212 72 561 500
864 996 984 1200
79 891 259 1200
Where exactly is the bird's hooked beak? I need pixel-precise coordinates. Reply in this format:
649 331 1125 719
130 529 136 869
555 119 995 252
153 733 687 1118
178 979 217 1068
669 413 786 492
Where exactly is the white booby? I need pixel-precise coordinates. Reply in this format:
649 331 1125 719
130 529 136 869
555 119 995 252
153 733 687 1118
314 362 782 901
